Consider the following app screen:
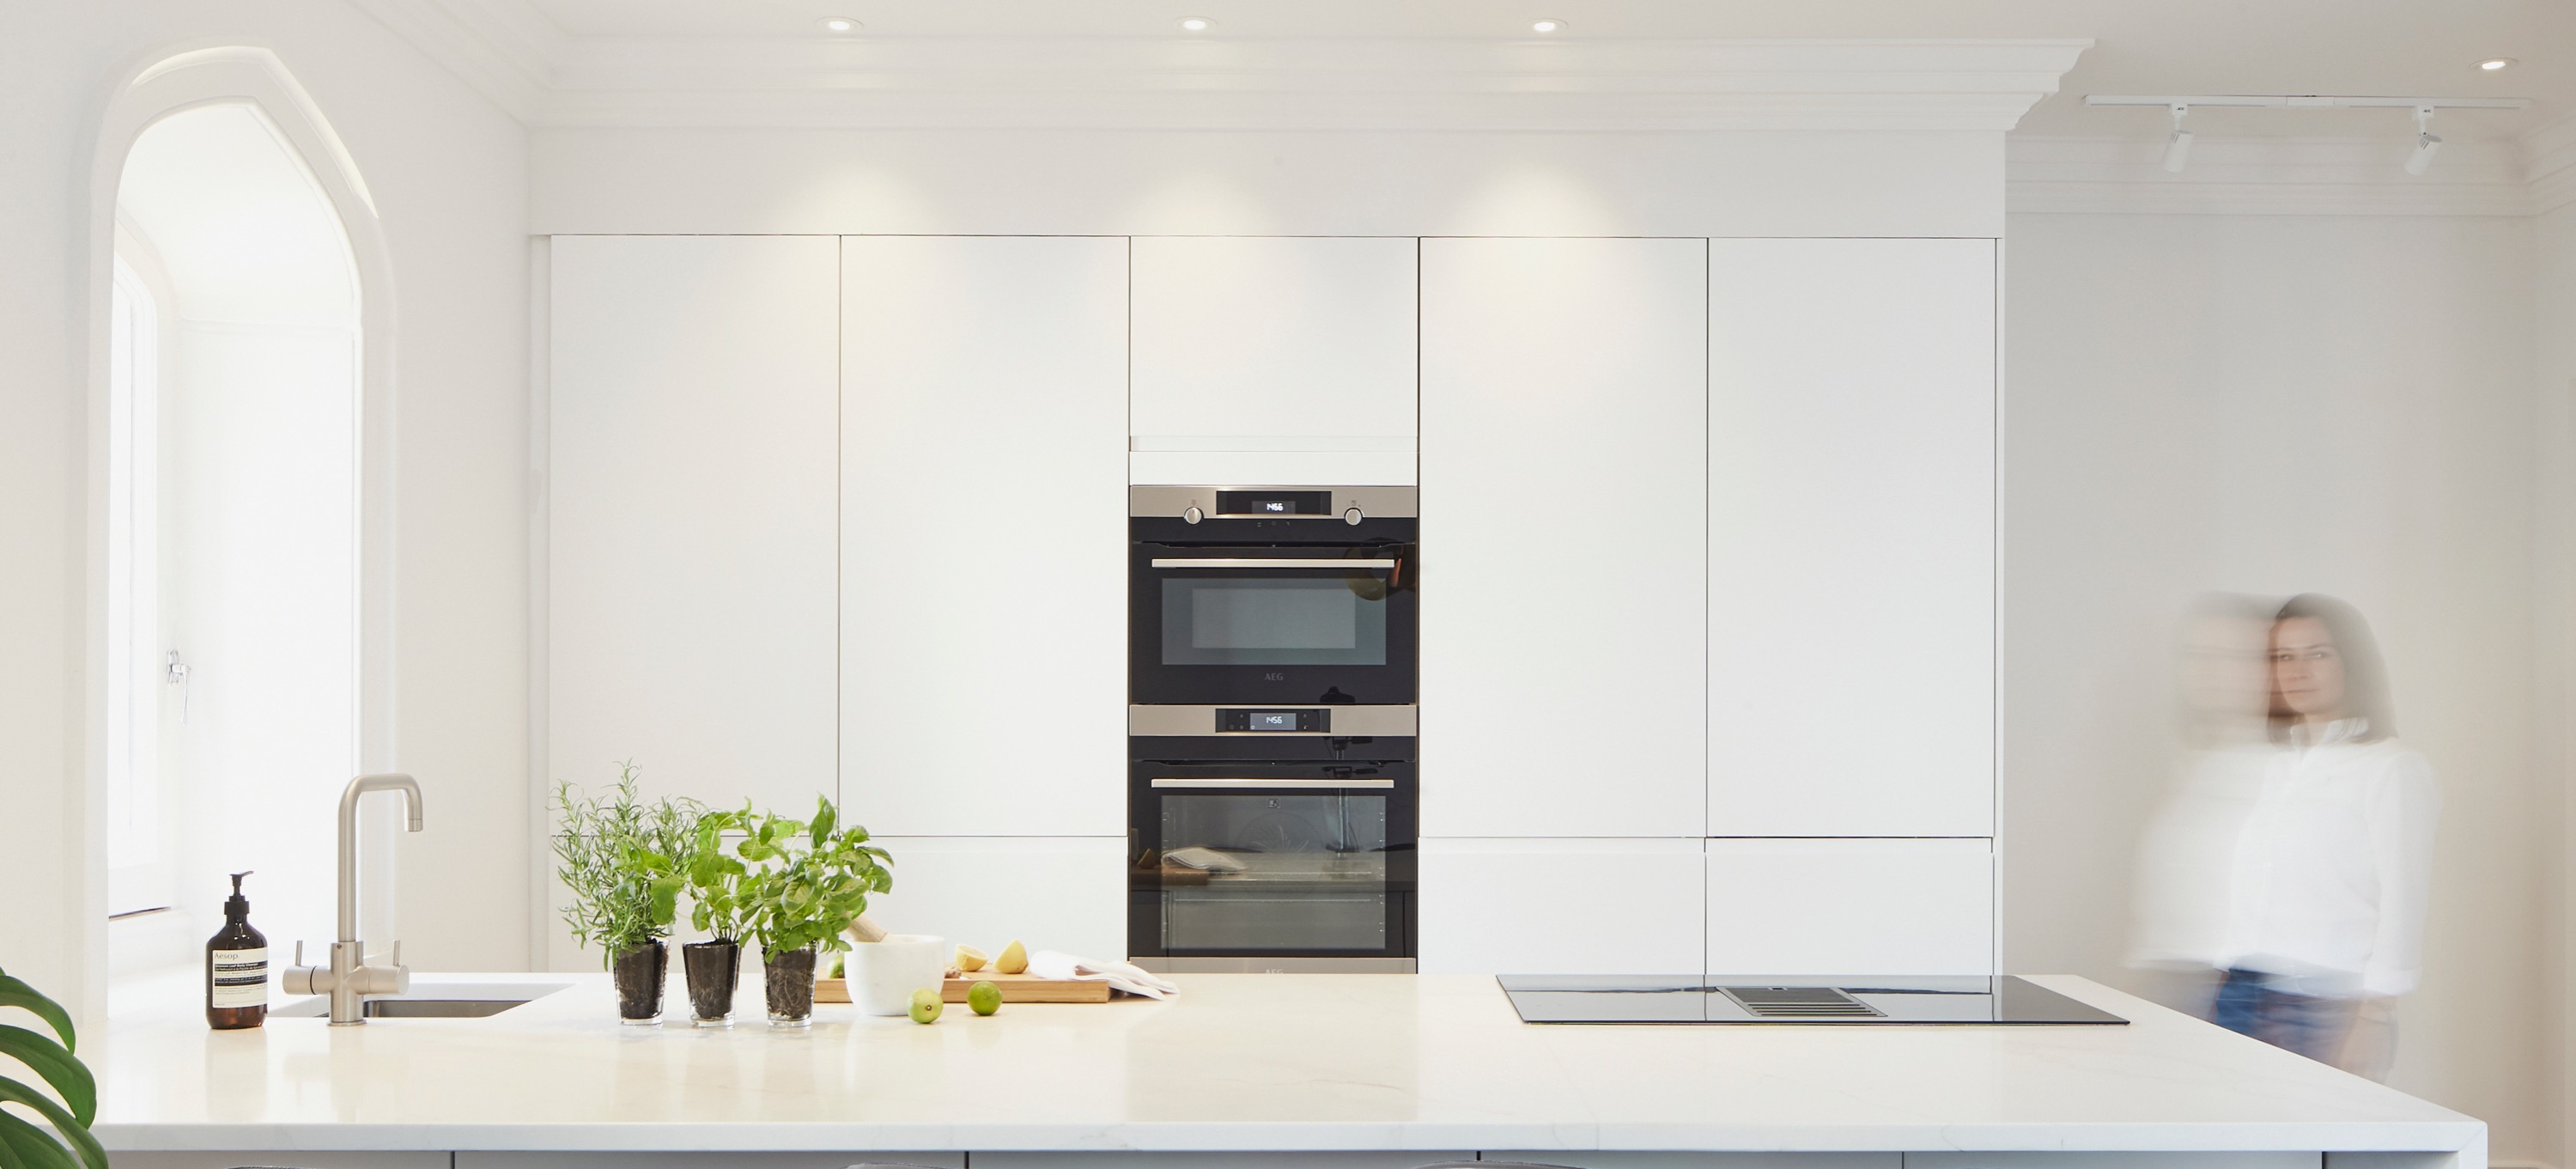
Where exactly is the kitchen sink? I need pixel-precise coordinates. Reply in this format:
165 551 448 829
272 979 570 1020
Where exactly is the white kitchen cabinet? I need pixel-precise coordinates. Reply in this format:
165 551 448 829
840 235 1127 836
1704 838 1994 976
1418 237 1708 837
1706 238 1996 837
1129 236 1418 486
1418 838 1704 975
114 1157 447 1169
548 235 840 810
858 837 1127 960
462 1155 965 1169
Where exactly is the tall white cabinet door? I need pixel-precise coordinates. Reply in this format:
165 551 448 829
1129 236 1418 486
841 236 1128 837
1705 839 1994 976
1706 238 1996 838
548 235 840 810
1419 839 1704 975
1419 237 1708 837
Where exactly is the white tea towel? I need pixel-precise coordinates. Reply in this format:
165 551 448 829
1161 846 1248 873
1027 950 1182 1000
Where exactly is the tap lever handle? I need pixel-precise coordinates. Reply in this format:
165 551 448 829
295 940 306 966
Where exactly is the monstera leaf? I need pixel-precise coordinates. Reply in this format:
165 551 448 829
0 965 105 1169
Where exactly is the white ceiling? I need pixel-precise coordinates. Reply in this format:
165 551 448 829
492 0 2570 138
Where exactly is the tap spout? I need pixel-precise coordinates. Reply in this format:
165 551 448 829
337 773 423 945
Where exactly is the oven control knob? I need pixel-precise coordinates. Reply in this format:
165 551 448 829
1182 506 1203 525
1343 507 1364 526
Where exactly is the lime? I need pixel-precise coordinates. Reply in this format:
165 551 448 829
968 980 1003 1016
908 988 944 1024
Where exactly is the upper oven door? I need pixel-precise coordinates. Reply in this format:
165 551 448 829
1132 543 1418 705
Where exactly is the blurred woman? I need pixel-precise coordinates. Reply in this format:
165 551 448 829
2208 594 2439 1081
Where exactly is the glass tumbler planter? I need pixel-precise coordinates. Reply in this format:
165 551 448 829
611 940 669 1026
763 946 817 1028
683 939 741 1026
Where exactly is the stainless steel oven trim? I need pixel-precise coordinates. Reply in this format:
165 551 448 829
1129 704 1419 736
1151 557 1397 569
1132 956 1419 973
1150 777 1396 789
1129 484 1419 520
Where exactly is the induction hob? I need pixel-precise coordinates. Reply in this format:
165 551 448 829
1498 975 2127 1025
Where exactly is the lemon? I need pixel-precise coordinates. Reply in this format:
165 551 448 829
993 940 1028 975
908 988 944 1024
954 944 988 972
968 980 1003 1016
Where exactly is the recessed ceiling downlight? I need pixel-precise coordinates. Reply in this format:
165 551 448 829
1177 15 1215 31
1530 17 1567 33
2477 57 2517 71
820 16 860 33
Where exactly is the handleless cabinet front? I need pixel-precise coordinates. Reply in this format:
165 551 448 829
1129 236 1419 486
841 235 1128 837
547 235 840 813
1419 237 1709 837
1706 238 1996 837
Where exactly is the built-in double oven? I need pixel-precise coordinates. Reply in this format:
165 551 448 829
1127 486 1419 972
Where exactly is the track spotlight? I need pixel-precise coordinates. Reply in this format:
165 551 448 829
2404 106 2442 175
2161 104 2194 173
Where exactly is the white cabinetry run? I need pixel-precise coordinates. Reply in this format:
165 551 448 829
1419 236 1709 838
1418 838 1704 976
1705 838 1994 977
839 235 1127 837
1706 238 1996 839
1129 236 1419 486
546 235 841 812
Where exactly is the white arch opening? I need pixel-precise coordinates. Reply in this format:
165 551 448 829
87 46 400 1014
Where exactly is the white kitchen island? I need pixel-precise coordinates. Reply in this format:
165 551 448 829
93 974 2482 1169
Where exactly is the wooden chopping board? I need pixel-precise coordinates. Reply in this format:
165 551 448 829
813 972 1113 1005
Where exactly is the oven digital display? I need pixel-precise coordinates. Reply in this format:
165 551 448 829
1216 490 1331 516
1217 709 1328 733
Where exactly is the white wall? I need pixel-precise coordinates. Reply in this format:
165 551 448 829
0 1 530 1013
531 127 2002 238
2537 198 2576 1169
2002 211 2543 1160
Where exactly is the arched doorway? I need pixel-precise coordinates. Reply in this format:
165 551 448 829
88 48 398 1010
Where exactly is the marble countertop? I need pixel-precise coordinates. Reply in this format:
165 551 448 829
93 973 2482 1155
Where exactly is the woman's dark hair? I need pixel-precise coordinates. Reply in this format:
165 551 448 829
2267 593 2395 742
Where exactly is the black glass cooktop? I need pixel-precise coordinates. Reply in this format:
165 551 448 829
1498 975 2128 1025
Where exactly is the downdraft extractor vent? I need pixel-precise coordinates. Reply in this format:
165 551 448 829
1720 986 1884 1019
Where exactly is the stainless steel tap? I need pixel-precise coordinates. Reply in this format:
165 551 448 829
283 773 424 1025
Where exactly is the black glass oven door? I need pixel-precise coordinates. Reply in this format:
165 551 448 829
1132 546 1417 705
1127 767 1417 961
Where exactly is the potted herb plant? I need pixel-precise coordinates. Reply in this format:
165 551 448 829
550 764 696 1025
0 963 106 1169
738 795 892 1027
679 803 753 1026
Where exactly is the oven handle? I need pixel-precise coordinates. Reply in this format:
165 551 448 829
1150 777 1398 789
1149 557 1399 569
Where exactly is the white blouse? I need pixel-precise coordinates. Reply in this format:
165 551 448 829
2212 719 2442 999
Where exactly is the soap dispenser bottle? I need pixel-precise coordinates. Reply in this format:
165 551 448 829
206 870 268 1029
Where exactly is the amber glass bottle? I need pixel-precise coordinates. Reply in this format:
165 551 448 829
206 870 268 1029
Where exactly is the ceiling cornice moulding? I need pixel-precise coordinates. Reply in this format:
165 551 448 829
351 2 2090 132
2008 135 2537 217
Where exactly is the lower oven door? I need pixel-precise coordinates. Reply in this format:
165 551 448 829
1127 764 1418 971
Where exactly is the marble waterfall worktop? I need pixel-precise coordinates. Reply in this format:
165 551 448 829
93 973 2482 1165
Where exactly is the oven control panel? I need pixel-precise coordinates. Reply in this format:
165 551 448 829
1218 708 1329 733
